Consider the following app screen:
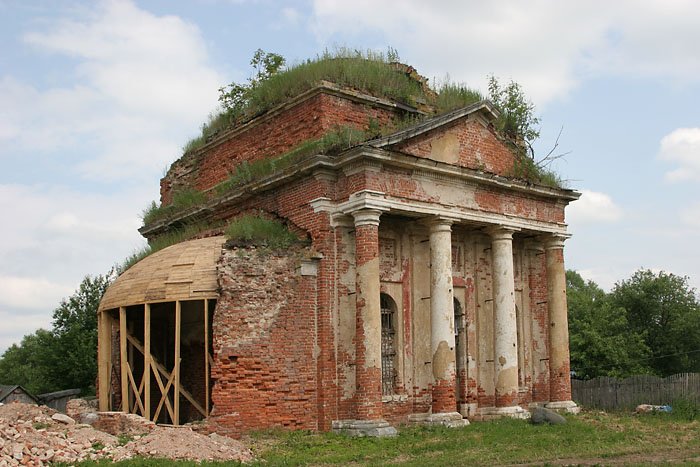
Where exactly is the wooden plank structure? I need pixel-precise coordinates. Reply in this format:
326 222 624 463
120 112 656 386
97 236 225 424
572 373 700 411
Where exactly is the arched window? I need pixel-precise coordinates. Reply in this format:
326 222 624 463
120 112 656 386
380 293 397 395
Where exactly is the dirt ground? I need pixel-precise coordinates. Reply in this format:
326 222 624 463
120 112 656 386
0 401 253 466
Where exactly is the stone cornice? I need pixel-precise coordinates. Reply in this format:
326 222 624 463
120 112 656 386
141 147 579 238
314 189 569 236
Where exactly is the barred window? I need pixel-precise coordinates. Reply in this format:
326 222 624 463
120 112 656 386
453 297 463 338
380 293 397 395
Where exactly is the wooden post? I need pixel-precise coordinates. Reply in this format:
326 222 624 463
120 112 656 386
144 303 151 420
98 311 112 411
119 307 128 412
174 300 181 425
204 299 210 416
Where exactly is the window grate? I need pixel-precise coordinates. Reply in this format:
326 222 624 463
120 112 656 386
380 294 396 396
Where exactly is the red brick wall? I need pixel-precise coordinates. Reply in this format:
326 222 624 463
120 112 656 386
393 117 516 176
160 92 400 205
528 246 551 403
209 246 319 437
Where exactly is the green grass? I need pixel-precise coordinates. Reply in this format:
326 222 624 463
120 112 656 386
141 189 207 227
225 215 303 249
181 48 484 155
214 125 368 197
59 410 700 466
434 80 484 113
510 152 564 188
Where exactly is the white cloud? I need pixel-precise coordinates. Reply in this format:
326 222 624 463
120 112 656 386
0 276 73 312
0 182 148 352
658 127 700 182
0 310 54 352
576 268 621 292
310 0 700 105
0 183 147 286
681 202 700 227
0 0 226 183
281 7 301 25
567 190 622 224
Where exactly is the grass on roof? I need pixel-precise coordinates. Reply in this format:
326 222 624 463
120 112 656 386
182 48 484 154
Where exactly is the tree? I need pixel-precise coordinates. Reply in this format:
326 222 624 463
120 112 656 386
218 49 286 117
50 272 114 393
487 76 563 186
567 270 651 379
487 75 540 158
0 329 58 395
0 271 114 395
609 270 700 376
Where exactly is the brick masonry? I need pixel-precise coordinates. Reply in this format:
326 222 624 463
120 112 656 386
117 85 578 435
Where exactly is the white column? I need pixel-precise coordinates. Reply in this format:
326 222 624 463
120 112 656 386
427 218 458 413
543 234 579 413
487 226 524 414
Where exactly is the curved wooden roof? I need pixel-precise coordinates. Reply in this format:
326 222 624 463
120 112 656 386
100 236 225 311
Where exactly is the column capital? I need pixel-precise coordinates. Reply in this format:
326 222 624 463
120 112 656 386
485 225 519 241
540 233 570 250
351 208 383 227
523 238 545 253
421 216 455 233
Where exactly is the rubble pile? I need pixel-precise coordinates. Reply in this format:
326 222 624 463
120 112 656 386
0 402 253 466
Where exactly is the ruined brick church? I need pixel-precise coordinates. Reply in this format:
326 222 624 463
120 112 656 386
98 58 580 436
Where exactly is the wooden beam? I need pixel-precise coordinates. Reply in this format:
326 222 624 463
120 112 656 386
144 303 151 420
126 362 146 415
204 298 210 417
125 332 207 419
174 300 181 425
119 307 128 412
98 311 112 412
153 360 176 422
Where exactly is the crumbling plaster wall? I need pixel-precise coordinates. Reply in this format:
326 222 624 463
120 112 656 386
209 245 319 436
334 218 553 424
393 116 516 177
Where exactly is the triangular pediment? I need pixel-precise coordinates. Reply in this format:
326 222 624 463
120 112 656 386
368 101 518 177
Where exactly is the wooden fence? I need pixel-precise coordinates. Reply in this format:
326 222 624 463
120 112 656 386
572 373 700 411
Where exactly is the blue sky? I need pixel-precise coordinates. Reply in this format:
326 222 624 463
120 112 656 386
1 0 699 352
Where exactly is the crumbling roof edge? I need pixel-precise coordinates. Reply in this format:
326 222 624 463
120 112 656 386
366 100 500 148
182 82 425 160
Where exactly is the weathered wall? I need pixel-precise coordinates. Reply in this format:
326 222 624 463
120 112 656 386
144 89 574 433
209 246 319 436
331 219 553 424
335 167 566 226
160 92 400 205
392 116 515 176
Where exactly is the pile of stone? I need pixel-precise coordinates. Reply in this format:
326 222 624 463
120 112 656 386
0 401 253 466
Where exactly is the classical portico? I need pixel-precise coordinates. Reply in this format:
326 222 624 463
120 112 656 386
321 183 579 433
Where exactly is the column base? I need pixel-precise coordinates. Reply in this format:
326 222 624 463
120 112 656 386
332 419 398 437
545 400 581 414
408 412 469 428
458 402 478 418
478 406 530 420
